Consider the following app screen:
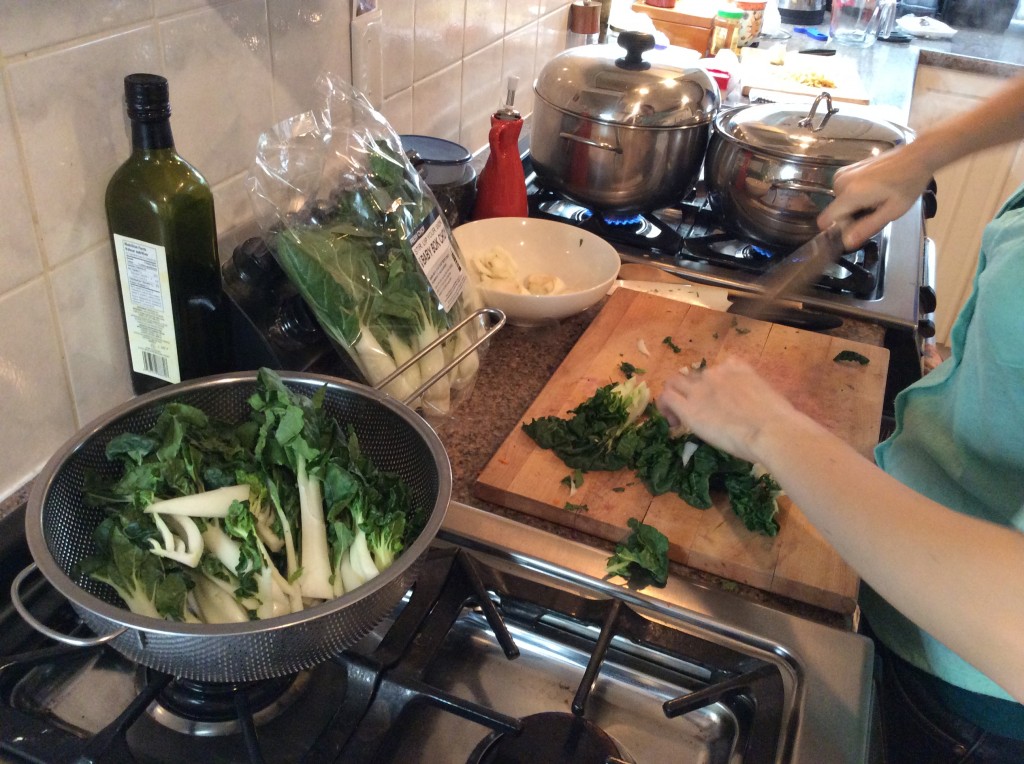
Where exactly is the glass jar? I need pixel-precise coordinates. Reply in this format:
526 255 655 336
709 8 744 56
736 0 767 46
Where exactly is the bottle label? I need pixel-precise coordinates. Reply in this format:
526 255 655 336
112 233 181 384
409 212 467 311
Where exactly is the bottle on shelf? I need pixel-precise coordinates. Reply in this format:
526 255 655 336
105 73 231 394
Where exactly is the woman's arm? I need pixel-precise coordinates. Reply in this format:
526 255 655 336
819 75 1024 249
658 358 1024 702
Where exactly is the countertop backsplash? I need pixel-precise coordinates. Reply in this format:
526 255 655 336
0 0 573 503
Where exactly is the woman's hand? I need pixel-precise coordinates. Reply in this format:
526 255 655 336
656 357 799 466
817 143 935 250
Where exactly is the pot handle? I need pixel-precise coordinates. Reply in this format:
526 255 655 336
11 562 127 648
558 132 624 154
798 91 839 132
770 179 835 198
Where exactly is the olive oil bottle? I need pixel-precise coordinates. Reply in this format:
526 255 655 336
105 73 230 394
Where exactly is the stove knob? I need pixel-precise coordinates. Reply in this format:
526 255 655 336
919 284 937 315
918 318 936 339
923 179 938 219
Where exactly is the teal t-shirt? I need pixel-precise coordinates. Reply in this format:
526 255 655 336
867 184 1024 704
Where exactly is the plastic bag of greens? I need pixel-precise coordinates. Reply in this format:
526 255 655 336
247 75 489 419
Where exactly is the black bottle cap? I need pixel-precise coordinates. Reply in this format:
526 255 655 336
124 73 171 121
229 237 281 287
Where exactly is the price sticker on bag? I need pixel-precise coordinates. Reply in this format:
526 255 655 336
410 212 467 311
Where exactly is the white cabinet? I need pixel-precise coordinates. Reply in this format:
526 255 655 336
908 65 1024 344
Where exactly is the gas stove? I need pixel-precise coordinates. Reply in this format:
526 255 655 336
0 501 875 764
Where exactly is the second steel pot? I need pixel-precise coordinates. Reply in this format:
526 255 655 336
705 93 913 247
531 32 720 214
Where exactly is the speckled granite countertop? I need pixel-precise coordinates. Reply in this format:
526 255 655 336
912 21 1024 76
432 294 884 629
775 17 1023 124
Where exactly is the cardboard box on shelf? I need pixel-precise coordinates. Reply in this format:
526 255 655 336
630 0 715 54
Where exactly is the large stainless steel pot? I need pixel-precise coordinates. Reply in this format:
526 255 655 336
15 371 453 683
706 93 913 247
532 32 720 214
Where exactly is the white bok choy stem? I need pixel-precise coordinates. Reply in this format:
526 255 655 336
295 455 335 601
147 513 204 568
414 320 451 415
200 523 286 618
354 328 418 402
191 573 250 623
339 549 365 593
145 485 250 517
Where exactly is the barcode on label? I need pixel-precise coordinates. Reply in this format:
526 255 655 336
142 351 170 379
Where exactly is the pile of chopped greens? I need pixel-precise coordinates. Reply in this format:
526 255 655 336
523 372 782 538
77 368 424 623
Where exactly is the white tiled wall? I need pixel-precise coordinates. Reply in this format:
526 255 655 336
0 0 573 502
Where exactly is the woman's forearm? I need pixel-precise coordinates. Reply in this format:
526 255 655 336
754 414 1024 702
911 75 1024 176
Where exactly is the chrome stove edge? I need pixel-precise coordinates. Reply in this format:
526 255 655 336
440 500 875 764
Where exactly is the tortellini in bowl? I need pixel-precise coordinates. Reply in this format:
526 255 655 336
453 218 620 326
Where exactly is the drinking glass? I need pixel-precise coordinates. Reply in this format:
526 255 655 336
830 0 896 47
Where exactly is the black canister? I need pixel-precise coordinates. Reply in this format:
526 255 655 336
399 135 477 229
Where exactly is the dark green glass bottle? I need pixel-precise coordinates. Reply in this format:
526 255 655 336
105 73 230 395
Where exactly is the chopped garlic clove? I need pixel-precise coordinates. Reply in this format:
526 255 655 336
524 273 566 296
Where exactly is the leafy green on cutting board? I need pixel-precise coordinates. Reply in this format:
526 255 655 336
833 350 870 365
606 517 669 586
561 469 584 492
619 361 646 379
522 375 782 536
522 377 651 472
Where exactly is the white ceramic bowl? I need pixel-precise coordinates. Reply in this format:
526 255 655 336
453 217 620 326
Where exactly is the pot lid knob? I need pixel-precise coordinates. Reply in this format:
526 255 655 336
615 31 655 71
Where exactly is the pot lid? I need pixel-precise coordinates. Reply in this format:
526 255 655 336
534 32 720 128
713 96 912 164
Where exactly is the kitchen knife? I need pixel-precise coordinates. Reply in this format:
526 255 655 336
745 223 846 320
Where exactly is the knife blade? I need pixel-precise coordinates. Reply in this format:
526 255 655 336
746 223 846 320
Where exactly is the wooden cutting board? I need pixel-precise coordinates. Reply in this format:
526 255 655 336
474 288 889 614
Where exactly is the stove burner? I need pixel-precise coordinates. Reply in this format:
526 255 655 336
527 188 684 258
602 212 643 227
144 670 311 736
468 712 633 764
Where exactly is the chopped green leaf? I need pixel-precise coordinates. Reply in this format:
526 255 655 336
561 469 584 492
662 336 682 353
731 317 751 335
833 350 870 365
564 501 589 513
619 361 646 379
606 517 669 586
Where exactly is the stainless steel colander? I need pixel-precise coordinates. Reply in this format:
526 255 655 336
17 371 452 682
